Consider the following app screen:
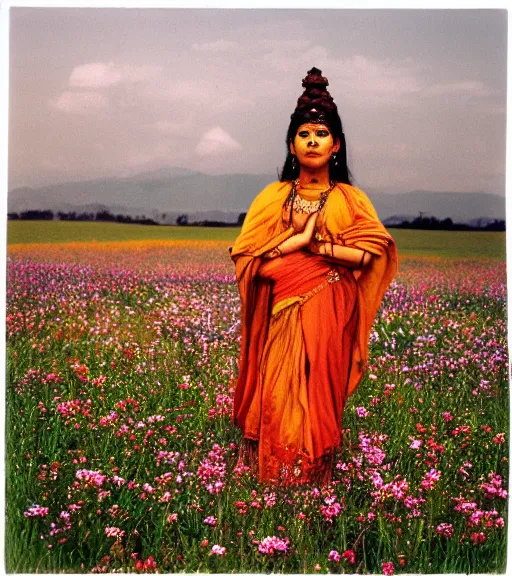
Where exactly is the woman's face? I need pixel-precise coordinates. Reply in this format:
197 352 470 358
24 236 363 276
290 123 340 171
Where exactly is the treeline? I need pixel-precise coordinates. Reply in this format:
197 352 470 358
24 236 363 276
7 210 505 231
8 210 158 225
175 213 247 227
390 215 505 231
7 209 247 227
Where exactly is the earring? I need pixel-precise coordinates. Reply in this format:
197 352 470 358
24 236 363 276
291 155 298 171
331 153 338 166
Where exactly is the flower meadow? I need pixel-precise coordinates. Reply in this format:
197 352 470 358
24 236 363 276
6 239 508 573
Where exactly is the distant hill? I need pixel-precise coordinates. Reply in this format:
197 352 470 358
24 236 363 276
370 190 505 223
8 171 273 218
8 170 505 224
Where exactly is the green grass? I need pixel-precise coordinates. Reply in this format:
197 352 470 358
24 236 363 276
7 220 507 260
7 220 238 244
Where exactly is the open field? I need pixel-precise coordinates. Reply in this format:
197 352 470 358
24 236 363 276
5 228 508 573
7 220 507 259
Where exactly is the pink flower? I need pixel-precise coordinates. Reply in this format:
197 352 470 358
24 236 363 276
493 433 505 444
382 561 395 575
263 491 277 508
453 498 477 513
421 468 441 490
142 483 154 494
76 469 106 487
356 406 369 417
204 516 217 526
408 437 422 450
257 536 290 555
435 523 454 538
480 473 508 499
328 550 341 562
105 526 125 539
211 545 226 555
359 432 387 465
197 445 226 495
320 501 342 522
392 478 409 499
24 505 49 518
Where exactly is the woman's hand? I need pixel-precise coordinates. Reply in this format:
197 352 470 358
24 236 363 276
262 248 281 260
262 212 320 259
306 240 322 255
297 212 319 248
306 239 333 257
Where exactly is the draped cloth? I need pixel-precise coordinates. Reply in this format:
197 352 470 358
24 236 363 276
230 181 398 484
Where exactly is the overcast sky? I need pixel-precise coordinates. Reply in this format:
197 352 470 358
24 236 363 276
8 8 507 194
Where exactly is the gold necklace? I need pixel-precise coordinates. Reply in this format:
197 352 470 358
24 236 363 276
285 179 335 215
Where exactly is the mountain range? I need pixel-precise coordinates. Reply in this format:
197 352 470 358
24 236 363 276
8 168 505 224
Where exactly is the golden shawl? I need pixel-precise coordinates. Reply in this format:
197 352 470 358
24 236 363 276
230 180 398 430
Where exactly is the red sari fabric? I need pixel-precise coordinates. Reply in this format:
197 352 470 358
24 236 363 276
241 250 358 484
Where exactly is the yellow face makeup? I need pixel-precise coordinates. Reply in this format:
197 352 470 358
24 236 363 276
290 123 339 171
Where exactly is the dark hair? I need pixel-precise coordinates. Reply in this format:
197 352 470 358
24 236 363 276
279 67 353 185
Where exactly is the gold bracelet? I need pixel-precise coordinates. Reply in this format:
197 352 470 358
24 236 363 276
275 246 283 258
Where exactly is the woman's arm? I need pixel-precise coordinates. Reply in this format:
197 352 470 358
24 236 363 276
308 241 373 269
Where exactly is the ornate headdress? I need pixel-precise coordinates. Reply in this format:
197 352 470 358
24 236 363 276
288 67 343 139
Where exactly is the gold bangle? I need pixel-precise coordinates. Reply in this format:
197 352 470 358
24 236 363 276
275 246 283 258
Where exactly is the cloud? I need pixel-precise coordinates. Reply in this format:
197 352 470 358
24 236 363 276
69 62 162 88
50 91 108 114
195 127 242 156
422 80 491 98
191 40 238 52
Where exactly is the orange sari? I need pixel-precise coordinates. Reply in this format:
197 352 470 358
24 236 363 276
231 181 398 485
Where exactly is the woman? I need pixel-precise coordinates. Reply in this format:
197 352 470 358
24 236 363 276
230 68 398 485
